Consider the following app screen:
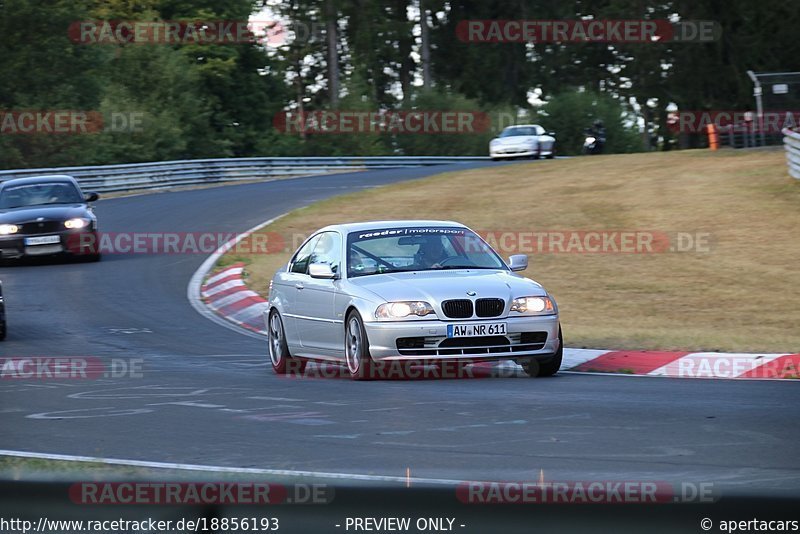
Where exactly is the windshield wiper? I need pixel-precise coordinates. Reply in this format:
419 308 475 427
431 265 497 270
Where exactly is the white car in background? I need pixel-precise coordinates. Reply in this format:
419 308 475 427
490 125 556 160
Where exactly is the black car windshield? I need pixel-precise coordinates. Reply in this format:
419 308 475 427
347 227 506 277
0 182 83 209
499 126 538 137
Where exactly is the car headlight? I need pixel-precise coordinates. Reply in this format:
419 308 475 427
64 218 89 229
0 224 19 235
510 296 555 315
375 301 435 319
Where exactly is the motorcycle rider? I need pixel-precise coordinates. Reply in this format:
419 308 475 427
588 119 606 154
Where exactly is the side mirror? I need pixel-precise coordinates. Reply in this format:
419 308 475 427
546 131 556 137
84 192 99 202
508 254 529 272
309 263 336 279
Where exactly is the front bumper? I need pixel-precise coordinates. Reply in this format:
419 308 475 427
490 147 537 159
363 315 560 362
0 230 97 259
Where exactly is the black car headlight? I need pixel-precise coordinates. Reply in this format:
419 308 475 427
64 218 90 229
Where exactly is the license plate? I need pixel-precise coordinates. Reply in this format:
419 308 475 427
24 235 61 246
447 322 507 338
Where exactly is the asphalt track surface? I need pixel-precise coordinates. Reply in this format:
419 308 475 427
1 162 798 497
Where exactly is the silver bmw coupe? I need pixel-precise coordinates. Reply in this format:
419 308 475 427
265 220 562 380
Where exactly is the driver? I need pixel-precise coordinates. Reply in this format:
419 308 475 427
414 237 448 269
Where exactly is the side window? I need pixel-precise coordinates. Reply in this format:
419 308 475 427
308 232 342 274
289 234 321 274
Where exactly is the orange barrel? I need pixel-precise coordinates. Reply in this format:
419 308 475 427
707 123 719 150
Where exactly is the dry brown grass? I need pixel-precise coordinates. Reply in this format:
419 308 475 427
220 148 800 352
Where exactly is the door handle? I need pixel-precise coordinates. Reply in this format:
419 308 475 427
295 283 304 290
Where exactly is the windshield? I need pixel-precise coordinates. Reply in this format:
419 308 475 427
0 182 83 209
499 126 539 137
347 226 506 277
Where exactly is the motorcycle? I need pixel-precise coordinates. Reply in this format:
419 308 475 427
582 128 605 155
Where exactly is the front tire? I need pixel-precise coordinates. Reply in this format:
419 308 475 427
522 327 563 377
268 311 305 375
345 311 375 380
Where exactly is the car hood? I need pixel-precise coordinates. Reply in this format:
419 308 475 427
349 269 546 303
493 135 538 145
0 204 90 223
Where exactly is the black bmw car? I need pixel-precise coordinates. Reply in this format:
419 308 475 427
0 175 101 261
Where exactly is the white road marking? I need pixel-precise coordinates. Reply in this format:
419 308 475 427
0 449 466 485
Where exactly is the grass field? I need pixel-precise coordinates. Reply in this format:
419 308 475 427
218 148 800 353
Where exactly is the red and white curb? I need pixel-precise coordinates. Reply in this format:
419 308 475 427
198 265 799 381
201 263 268 334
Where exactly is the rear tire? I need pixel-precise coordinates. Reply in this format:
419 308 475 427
345 311 375 380
268 311 306 375
522 327 563 377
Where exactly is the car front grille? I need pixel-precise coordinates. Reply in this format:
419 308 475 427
17 221 65 235
475 298 504 318
395 331 548 357
442 299 473 319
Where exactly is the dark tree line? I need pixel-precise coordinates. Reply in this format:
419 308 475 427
1 0 798 168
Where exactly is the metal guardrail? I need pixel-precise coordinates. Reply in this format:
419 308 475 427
783 128 800 180
0 156 488 193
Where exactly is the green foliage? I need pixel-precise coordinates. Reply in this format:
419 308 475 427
1 0 798 168
393 89 498 156
539 91 645 155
